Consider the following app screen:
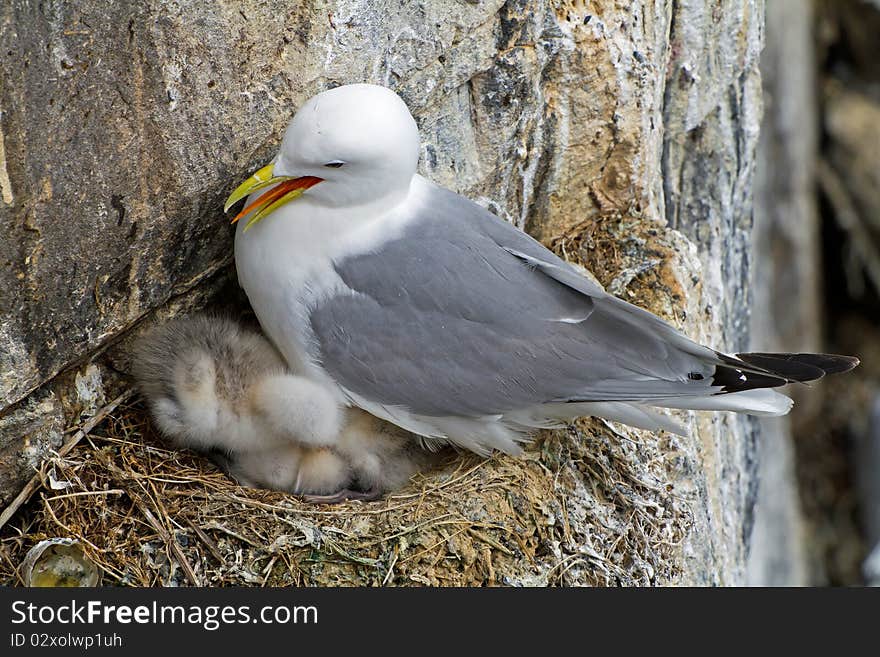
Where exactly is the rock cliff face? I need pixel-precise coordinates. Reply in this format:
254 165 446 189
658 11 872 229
0 0 766 584
747 0 817 586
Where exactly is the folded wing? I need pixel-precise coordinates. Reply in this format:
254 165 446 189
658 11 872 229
304 184 696 414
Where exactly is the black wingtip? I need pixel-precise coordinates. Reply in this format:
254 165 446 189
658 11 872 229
711 364 790 392
802 353 860 375
738 352 860 377
733 353 827 383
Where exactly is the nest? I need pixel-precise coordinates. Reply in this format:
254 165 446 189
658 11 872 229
0 394 691 586
0 212 696 586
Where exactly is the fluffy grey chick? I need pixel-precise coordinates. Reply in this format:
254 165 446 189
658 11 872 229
224 411 437 503
305 409 440 503
131 315 349 496
132 315 342 454
131 314 432 501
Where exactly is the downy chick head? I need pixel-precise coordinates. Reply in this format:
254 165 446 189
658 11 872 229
131 314 342 453
225 445 351 496
335 409 439 494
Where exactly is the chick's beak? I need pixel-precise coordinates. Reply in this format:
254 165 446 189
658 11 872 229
224 163 323 232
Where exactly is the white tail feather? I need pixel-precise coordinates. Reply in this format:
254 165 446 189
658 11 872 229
573 402 689 436
646 389 794 416
507 402 689 437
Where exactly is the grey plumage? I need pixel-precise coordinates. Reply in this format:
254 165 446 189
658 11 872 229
309 180 724 414
311 181 707 415
131 315 431 498
308 177 857 453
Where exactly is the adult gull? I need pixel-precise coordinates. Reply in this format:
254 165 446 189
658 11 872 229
226 84 858 456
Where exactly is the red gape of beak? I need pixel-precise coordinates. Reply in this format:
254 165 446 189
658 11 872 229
231 176 324 225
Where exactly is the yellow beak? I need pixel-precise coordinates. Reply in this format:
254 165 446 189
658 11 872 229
224 163 323 232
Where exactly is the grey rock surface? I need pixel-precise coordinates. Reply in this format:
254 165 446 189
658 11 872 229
0 391 65 501
747 0 817 586
1 0 767 584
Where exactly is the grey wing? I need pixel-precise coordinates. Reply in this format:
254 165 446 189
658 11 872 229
309 182 725 418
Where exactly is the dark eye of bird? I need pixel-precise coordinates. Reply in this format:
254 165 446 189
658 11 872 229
324 161 345 168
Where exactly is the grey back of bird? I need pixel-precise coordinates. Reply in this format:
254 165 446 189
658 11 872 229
307 177 858 454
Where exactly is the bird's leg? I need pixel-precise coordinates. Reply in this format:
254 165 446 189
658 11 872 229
299 485 382 505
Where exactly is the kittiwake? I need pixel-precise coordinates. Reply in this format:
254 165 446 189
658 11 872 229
225 83 859 456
